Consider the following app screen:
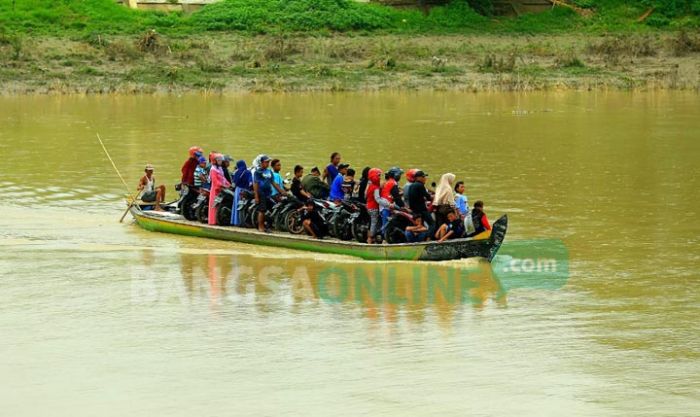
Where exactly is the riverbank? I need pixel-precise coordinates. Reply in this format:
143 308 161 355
1 32 699 94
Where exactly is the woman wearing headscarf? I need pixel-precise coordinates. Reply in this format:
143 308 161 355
231 160 253 226
208 154 231 225
432 173 457 228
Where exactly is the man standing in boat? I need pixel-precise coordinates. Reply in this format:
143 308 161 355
253 155 285 232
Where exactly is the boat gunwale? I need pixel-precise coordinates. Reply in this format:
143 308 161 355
130 204 499 250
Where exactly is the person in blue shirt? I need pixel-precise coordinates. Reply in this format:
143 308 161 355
323 152 342 186
329 163 350 202
270 158 286 198
253 155 284 232
454 181 473 234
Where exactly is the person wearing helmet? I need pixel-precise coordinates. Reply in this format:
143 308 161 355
181 146 203 186
380 166 405 232
365 168 392 244
138 164 166 211
208 154 231 225
403 168 418 206
221 154 233 184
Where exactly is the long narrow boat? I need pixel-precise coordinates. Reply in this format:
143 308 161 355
128 204 507 262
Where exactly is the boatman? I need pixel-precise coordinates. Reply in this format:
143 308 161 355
138 164 166 211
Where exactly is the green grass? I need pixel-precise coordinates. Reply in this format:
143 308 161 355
0 0 697 38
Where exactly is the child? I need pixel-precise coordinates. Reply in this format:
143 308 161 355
454 181 474 234
469 200 491 236
405 213 429 243
434 211 465 242
194 156 208 190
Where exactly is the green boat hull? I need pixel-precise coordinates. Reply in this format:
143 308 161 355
130 206 507 262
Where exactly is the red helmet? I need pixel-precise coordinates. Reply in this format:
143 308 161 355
189 146 203 158
406 168 418 183
368 168 383 186
208 151 217 163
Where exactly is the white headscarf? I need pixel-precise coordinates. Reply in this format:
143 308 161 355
250 154 264 174
433 173 456 206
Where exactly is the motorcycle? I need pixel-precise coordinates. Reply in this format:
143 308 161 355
348 202 371 243
214 187 235 226
176 183 199 221
271 196 304 232
193 189 210 224
383 207 414 244
329 199 360 241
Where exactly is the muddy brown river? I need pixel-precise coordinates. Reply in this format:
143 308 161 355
1 92 698 416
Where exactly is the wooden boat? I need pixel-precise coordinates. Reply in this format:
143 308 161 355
128 204 508 262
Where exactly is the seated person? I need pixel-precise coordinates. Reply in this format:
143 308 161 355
301 166 330 199
291 164 311 201
300 199 327 239
405 213 429 243
194 156 209 190
434 211 465 242
138 164 166 211
468 200 491 237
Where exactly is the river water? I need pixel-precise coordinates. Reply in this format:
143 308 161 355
0 92 698 416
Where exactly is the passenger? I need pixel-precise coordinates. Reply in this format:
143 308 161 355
291 165 311 201
300 199 327 239
206 151 218 174
329 163 350 202
407 170 434 233
253 155 275 232
194 156 208 189
469 200 491 236
181 146 203 187
403 168 418 206
221 155 233 184
208 154 231 225
301 166 330 199
342 168 356 201
231 160 252 226
405 213 430 243
454 181 474 234
323 152 342 186
434 211 464 242
138 164 166 211
365 168 392 244
380 167 405 231
357 167 371 203
433 173 457 228
270 159 285 198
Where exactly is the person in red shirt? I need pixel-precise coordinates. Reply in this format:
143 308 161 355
380 167 404 232
181 146 202 186
365 168 391 244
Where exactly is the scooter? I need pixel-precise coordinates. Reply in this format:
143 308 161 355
176 183 199 221
383 207 414 244
193 189 210 224
214 187 235 226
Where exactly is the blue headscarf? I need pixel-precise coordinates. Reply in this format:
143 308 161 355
233 160 252 189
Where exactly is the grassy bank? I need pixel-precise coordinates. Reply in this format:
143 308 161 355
1 32 699 94
1 0 699 37
0 0 698 94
